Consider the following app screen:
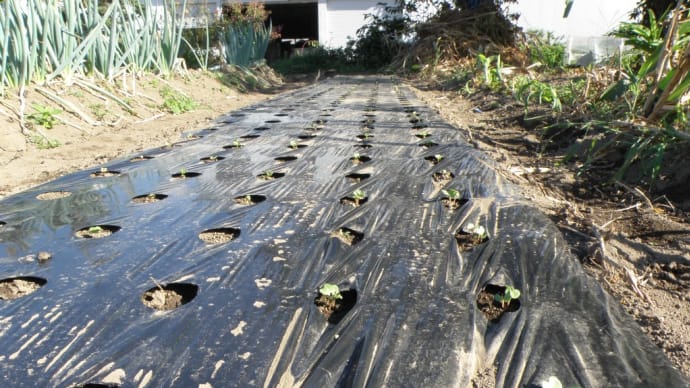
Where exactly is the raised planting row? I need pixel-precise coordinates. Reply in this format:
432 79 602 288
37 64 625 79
0 76 685 387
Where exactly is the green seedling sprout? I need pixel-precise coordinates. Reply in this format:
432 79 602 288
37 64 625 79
418 130 431 138
540 376 563 388
289 140 299 149
244 195 252 203
352 189 366 206
441 188 462 209
319 283 342 300
361 132 373 139
147 193 156 200
233 139 242 148
100 167 108 173
352 152 361 161
339 229 353 241
179 168 187 178
88 226 103 234
465 222 488 242
494 285 520 308
434 154 444 162
262 170 274 179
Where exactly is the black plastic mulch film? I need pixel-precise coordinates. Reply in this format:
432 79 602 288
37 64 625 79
0 76 686 387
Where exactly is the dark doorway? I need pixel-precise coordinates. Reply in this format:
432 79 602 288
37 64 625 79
265 3 318 41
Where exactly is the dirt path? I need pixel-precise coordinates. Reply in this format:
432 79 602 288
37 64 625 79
0 70 292 198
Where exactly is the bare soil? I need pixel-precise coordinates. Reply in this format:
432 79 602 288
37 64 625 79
413 84 690 378
141 288 184 311
0 69 290 198
0 277 45 300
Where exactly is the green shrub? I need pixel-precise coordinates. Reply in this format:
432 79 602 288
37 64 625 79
524 30 566 69
270 47 363 74
159 86 197 114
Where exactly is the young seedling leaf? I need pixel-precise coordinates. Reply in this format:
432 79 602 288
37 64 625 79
319 283 343 300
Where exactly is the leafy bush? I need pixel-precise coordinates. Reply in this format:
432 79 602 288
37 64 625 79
347 2 412 69
524 30 566 69
159 86 197 114
270 47 363 74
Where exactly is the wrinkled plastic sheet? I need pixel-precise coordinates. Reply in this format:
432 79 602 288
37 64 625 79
0 76 686 387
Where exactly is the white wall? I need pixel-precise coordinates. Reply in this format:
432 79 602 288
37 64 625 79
509 0 637 38
321 0 387 47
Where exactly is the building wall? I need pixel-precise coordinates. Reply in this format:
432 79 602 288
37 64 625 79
147 0 386 48
321 0 386 48
509 0 637 38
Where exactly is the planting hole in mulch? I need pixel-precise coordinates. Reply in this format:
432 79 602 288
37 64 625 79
198 227 241 244
90 168 120 178
172 139 198 148
258 171 285 180
231 113 246 117
73 383 120 388
425 155 444 165
223 143 244 150
476 284 520 322
415 131 432 139
200 155 225 163
141 282 198 311
254 126 270 131
275 113 289 117
132 193 168 203
240 134 260 140
441 197 469 211
345 173 371 183
455 228 488 251
413 123 429 130
234 194 266 205
275 155 298 163
419 141 438 149
313 119 327 125
36 191 72 200
0 276 47 301
331 227 364 246
287 143 308 150
432 170 455 185
0 221 6 227
298 133 316 140
265 119 281 124
363 113 376 118
340 195 368 207
350 155 371 165
75 225 121 239
314 288 357 324
130 155 154 162
283 108 296 111
361 119 375 125
171 171 201 179
356 134 374 141
354 143 373 150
